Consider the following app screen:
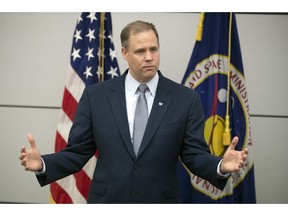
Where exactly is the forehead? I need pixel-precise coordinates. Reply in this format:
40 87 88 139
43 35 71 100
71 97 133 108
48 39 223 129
129 30 159 47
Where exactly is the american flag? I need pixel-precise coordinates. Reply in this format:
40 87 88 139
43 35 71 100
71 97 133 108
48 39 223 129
50 12 121 203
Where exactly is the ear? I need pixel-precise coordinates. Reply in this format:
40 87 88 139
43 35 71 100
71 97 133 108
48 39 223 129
122 47 128 61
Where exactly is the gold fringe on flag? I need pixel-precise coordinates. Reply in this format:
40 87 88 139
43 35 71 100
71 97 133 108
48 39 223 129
195 13 205 42
49 193 56 204
222 12 233 146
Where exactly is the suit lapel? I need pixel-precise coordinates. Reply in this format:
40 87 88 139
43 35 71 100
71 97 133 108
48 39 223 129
107 71 136 160
137 74 172 158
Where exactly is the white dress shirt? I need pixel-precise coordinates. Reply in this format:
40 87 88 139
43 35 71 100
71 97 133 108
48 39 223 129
125 71 159 141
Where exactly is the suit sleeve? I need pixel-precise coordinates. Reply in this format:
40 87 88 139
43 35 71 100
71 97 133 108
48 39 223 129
37 87 97 186
179 91 228 190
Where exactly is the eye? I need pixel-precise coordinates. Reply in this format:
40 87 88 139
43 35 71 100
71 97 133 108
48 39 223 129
151 47 158 53
136 49 145 54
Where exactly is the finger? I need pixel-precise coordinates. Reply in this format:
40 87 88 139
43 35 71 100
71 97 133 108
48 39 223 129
27 133 36 149
242 151 248 161
242 148 248 155
20 146 25 153
19 146 25 159
21 159 26 166
229 136 239 150
19 152 25 160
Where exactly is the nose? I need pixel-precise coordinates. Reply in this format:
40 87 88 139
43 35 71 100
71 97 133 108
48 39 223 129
145 51 153 62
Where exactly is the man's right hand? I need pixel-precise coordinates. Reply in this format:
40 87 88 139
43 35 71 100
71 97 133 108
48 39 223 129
19 133 43 172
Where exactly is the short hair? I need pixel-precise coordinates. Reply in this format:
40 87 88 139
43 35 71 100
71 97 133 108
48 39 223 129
120 20 159 50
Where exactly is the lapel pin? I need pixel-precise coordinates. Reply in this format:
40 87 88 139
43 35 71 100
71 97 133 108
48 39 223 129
158 102 163 106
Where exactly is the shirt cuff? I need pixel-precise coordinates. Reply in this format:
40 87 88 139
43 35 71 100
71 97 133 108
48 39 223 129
34 157 46 175
217 159 231 178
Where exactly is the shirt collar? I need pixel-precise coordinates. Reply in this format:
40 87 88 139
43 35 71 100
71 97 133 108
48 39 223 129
125 71 159 97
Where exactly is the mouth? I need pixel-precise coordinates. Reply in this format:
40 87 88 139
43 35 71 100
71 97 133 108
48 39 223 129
143 66 155 70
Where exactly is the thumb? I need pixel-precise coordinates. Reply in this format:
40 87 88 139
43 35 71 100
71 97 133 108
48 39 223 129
229 136 239 150
27 133 36 149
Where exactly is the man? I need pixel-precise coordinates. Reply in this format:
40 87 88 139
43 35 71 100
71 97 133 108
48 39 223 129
19 20 247 203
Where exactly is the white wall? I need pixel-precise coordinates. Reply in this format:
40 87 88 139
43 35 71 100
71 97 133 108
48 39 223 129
0 12 287 204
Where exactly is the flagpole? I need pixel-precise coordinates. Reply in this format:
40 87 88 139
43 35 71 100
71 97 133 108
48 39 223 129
99 12 105 82
195 12 205 41
222 12 233 146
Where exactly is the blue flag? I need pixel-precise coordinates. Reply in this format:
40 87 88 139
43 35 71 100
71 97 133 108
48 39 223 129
178 12 256 203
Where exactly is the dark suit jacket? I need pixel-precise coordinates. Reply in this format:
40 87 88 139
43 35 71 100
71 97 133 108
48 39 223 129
37 70 227 203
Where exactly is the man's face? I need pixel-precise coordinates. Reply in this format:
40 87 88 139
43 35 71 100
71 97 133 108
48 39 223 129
122 29 160 83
